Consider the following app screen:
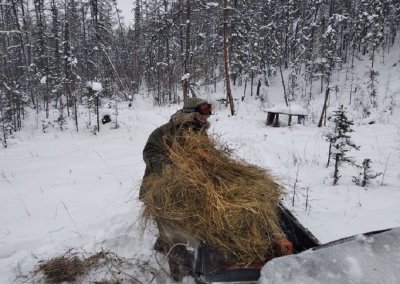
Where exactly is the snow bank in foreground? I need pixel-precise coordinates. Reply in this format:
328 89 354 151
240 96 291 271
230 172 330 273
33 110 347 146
259 228 400 284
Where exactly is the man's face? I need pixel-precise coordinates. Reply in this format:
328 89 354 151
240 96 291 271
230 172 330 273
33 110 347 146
194 103 212 124
194 113 209 123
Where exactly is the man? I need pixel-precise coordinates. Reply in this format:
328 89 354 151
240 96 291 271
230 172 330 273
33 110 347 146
139 97 212 281
139 97 212 198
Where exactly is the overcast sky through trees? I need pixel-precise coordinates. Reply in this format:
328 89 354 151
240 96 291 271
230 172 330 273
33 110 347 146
117 0 133 24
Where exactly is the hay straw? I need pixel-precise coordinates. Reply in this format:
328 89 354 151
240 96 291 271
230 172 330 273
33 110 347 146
33 250 141 283
34 250 86 283
141 131 284 264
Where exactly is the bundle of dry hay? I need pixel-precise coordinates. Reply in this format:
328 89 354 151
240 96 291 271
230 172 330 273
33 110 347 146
33 250 112 283
33 249 156 283
34 251 86 283
141 132 285 264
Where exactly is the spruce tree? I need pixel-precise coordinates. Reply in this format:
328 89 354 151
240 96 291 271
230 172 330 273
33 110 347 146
326 105 360 185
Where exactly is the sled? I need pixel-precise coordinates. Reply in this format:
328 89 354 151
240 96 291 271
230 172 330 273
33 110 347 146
192 203 320 283
157 203 320 283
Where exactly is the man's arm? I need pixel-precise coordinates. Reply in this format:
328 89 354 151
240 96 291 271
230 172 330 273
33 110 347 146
143 142 170 174
143 125 172 174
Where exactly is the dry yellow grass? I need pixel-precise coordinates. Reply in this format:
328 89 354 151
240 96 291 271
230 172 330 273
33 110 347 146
141 132 284 264
33 250 106 283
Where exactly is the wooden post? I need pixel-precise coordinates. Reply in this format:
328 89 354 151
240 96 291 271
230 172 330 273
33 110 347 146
267 112 275 126
288 115 292 126
273 114 280 127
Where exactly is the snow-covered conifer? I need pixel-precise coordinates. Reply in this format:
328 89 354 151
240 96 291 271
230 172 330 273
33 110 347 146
326 105 360 185
353 158 382 187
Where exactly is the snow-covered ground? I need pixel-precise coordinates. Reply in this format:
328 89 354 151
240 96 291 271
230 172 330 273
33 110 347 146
1 46 400 282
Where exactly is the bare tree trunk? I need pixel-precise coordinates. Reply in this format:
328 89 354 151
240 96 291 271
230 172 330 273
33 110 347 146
45 57 50 118
11 0 36 108
74 96 78 132
164 0 172 102
223 0 235 115
64 3 73 119
133 0 141 93
250 70 254 96
371 45 375 68
333 152 339 185
307 2 320 101
256 79 261 97
182 0 191 103
279 62 288 106
318 79 330 127
327 142 332 167
96 94 100 132
243 77 247 100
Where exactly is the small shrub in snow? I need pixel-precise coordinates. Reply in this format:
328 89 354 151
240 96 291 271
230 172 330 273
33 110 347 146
352 158 382 187
0 123 11 148
112 103 120 129
42 119 54 133
91 125 98 135
366 69 379 109
0 132 7 148
326 105 360 185
55 100 68 131
55 114 68 131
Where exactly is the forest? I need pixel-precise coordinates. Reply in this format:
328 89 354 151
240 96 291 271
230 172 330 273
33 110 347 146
0 0 399 138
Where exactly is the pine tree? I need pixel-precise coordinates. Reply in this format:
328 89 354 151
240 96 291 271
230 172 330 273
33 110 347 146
326 105 360 185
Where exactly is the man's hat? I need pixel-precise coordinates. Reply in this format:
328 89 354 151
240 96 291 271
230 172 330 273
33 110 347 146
183 98 212 115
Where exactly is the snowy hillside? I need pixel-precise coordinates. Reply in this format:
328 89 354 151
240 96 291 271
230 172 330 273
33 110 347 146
1 41 400 283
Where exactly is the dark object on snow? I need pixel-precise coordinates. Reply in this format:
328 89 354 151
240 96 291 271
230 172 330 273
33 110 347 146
101 115 111 124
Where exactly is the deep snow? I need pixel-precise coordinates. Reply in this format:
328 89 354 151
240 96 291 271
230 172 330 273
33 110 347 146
259 228 400 284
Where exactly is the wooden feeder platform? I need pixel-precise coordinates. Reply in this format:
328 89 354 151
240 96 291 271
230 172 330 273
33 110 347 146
266 104 307 127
